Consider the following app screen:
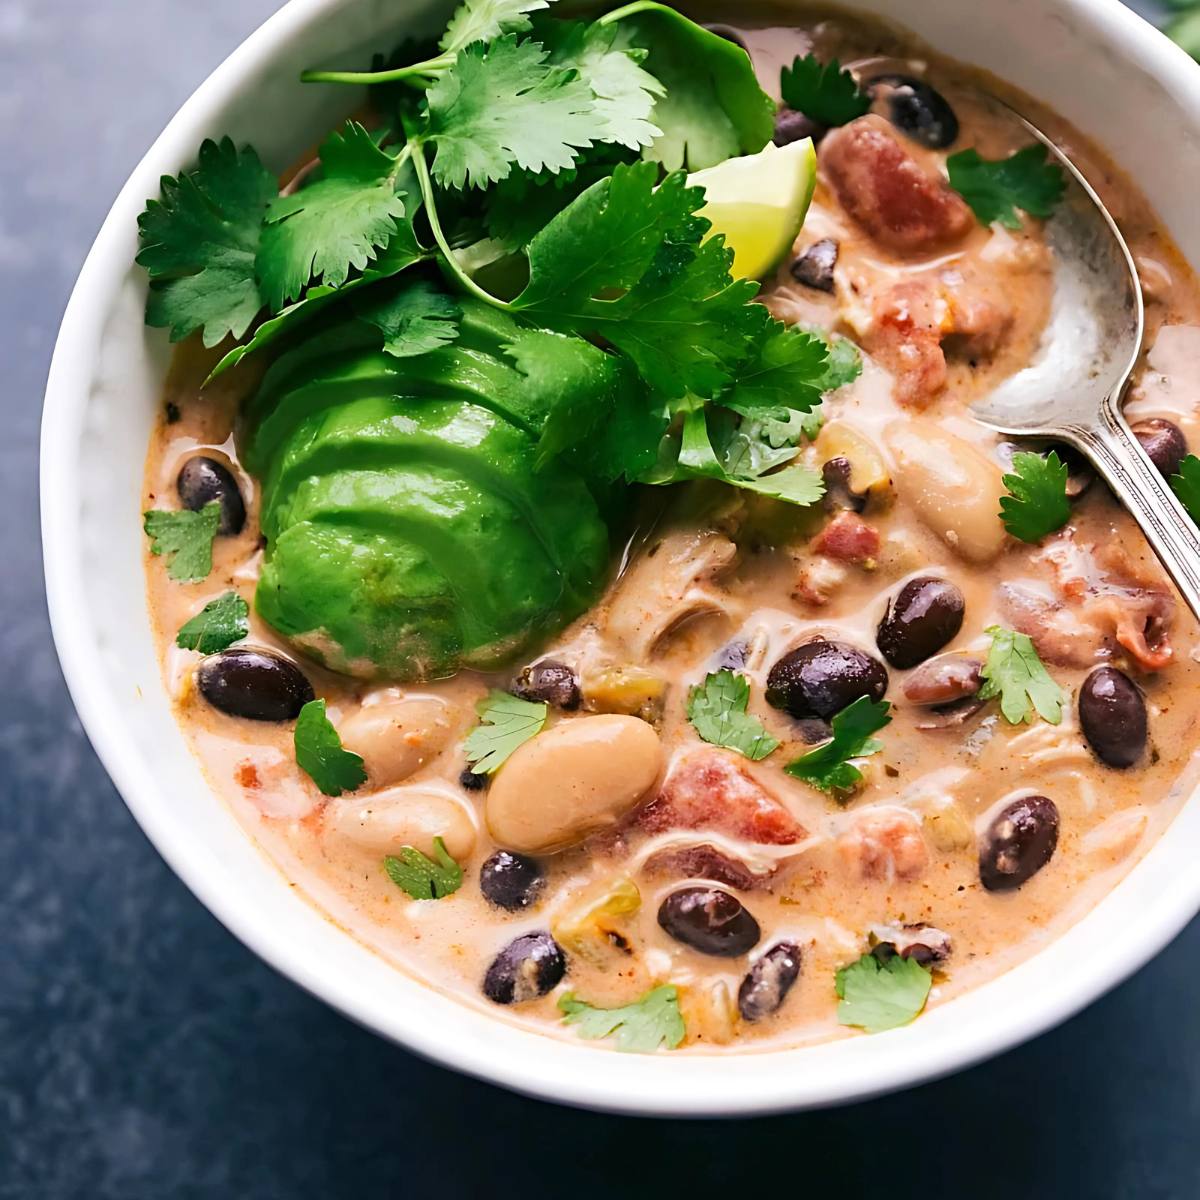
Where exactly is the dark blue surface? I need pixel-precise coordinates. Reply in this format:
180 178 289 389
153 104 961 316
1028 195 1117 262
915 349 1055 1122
4 1 1198 1196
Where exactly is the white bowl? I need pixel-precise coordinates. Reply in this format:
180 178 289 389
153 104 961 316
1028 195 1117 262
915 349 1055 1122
41 0 1200 1115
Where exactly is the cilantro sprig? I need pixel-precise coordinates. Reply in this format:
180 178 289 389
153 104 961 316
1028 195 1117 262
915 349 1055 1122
257 123 415 309
384 837 464 900
785 697 891 795
137 138 277 346
947 143 1066 230
1171 453 1200 522
175 591 249 654
687 670 780 761
464 690 548 773
144 503 220 582
558 984 686 1052
978 625 1064 725
779 54 870 128
836 951 932 1034
999 450 1071 543
137 0 834 512
294 699 368 797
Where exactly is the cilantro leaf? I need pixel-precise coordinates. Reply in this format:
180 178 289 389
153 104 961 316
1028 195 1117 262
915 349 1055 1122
785 697 891 795
720 321 828 418
540 20 664 151
294 699 367 797
463 689 548 773
836 951 932 1034
947 143 1066 230
687 670 780 761
175 591 249 654
1171 453 1200 522
484 157 623 249
999 450 1071 543
256 122 413 309
779 54 870 127
514 163 760 399
425 36 599 190
558 984 686 1052
137 137 277 346
647 405 825 506
818 334 863 394
143 503 220 582
602 3 774 171
439 0 551 53
207 233 427 381
352 279 462 357
384 837 464 900
501 326 631 469
978 625 1064 725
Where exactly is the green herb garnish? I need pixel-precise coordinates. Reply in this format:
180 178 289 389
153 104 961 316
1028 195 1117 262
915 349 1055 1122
558 984 686 1051
136 138 277 346
779 54 870 127
999 449 1071 543
143 503 221 582
686 669 780 761
978 625 1064 725
463 690 548 773
1171 453 1200 522
947 143 1066 230
384 837 464 900
785 697 891 795
836 952 932 1034
175 591 249 654
257 122 416 309
294 699 368 797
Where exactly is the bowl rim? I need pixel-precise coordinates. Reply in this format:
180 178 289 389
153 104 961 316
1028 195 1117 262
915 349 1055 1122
40 0 1200 1116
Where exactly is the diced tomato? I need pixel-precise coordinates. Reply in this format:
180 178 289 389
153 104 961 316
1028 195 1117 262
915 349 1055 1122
820 118 973 252
638 753 807 845
810 511 880 564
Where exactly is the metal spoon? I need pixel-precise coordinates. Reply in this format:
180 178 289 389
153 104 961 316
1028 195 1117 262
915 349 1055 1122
970 111 1200 620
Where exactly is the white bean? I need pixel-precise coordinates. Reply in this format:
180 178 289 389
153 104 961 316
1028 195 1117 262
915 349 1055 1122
885 419 1007 563
487 715 663 854
328 786 476 862
338 697 454 788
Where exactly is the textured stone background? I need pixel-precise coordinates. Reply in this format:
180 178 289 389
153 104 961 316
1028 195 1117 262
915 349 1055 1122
5 1 1198 1197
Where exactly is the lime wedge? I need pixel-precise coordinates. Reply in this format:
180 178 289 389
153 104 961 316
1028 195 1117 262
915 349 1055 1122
688 138 817 280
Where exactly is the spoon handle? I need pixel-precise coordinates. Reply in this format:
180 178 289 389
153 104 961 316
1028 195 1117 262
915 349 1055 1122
1072 404 1200 623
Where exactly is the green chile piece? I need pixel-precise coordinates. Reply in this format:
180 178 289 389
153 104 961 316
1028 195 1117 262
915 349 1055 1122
245 300 611 680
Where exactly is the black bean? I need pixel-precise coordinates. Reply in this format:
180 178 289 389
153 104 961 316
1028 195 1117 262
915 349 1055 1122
876 576 965 669
176 455 246 536
765 640 888 720
480 851 544 912
774 106 824 147
510 659 579 710
822 457 866 514
657 886 761 957
482 932 566 1004
459 767 488 791
979 795 1059 892
869 74 959 148
791 238 839 293
737 941 802 1021
712 639 749 671
1132 418 1188 479
195 648 314 721
1079 666 1147 768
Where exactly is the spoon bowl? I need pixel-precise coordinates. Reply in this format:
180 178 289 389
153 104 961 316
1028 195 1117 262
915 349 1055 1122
970 111 1200 622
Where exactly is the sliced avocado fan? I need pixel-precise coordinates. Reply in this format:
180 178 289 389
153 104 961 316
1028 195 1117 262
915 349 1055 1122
240 294 613 681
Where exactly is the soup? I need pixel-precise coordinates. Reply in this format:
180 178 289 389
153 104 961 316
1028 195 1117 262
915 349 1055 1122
137 1 1200 1051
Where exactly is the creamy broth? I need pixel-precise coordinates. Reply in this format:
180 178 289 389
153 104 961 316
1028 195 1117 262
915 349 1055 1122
143 7 1200 1051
